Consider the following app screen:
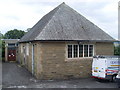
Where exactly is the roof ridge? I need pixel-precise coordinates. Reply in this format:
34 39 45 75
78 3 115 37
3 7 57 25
31 3 65 31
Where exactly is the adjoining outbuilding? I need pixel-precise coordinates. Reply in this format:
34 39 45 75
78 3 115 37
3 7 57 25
2 39 19 62
18 3 115 79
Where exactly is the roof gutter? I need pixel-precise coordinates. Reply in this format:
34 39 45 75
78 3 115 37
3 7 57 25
18 39 117 43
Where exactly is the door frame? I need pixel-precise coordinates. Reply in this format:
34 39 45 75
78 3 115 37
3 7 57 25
23 46 26 65
32 44 34 75
7 47 16 61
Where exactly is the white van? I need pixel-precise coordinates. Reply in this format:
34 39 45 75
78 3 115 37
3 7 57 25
92 55 120 81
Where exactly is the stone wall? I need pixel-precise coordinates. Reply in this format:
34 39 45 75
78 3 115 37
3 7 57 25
95 42 114 55
18 42 43 78
17 43 33 73
18 41 114 79
39 42 92 79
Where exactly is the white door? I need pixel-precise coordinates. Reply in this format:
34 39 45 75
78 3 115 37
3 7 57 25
32 44 34 75
23 46 26 65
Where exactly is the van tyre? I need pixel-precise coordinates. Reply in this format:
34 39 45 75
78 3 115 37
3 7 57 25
111 75 116 82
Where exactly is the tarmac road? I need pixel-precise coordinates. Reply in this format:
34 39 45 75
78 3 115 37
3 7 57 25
2 62 118 88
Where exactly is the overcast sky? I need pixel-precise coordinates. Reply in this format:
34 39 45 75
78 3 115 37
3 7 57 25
0 0 119 39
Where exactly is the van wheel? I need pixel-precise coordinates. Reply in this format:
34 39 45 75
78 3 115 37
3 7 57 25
111 75 116 82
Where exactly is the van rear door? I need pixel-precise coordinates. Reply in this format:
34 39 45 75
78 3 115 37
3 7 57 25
98 59 106 78
92 58 99 77
92 57 106 78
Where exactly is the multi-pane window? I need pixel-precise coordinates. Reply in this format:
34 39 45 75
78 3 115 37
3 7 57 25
67 44 94 58
68 45 72 58
89 45 93 57
8 43 16 47
84 45 88 57
73 45 78 58
79 45 83 57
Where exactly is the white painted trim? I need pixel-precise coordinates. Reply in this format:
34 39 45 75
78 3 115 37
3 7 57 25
78 44 79 58
93 44 95 56
65 44 68 59
66 44 94 59
83 44 84 57
73 44 78 58
72 45 73 58
88 45 89 57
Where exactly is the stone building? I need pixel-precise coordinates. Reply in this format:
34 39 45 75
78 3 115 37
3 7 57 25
3 39 19 62
18 3 115 79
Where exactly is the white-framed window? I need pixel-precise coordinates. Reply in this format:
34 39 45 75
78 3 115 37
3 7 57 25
73 45 78 58
67 44 94 58
84 45 88 57
89 45 93 57
79 45 83 57
68 45 72 58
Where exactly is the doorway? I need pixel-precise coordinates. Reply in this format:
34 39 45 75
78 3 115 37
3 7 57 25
23 46 27 65
32 44 35 75
8 47 16 61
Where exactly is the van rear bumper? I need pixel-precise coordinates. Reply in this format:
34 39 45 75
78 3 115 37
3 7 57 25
92 75 112 80
91 76 105 79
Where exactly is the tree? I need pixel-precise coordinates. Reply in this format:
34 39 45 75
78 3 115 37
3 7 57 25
114 42 120 55
114 45 120 55
0 32 3 39
1 40 5 61
26 28 31 32
4 29 26 39
0 32 3 61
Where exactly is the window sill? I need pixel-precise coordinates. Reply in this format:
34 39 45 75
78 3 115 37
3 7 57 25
65 57 93 62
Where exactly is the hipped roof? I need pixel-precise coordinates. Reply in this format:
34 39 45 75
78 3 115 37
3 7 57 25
19 2 115 42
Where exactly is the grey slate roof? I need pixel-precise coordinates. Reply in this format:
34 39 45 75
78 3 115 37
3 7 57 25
19 2 115 42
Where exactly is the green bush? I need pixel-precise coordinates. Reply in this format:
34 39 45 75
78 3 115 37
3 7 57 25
2 41 5 61
114 45 120 55
0 40 2 61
